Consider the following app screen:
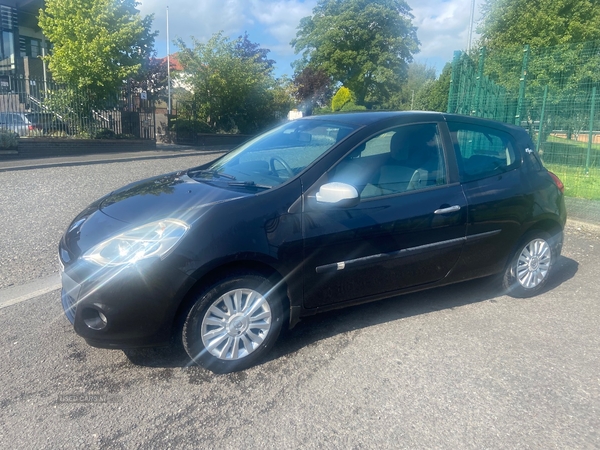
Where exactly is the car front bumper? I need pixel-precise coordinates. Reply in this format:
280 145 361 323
59 252 195 349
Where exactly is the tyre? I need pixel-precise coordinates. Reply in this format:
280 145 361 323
182 273 284 373
502 230 555 298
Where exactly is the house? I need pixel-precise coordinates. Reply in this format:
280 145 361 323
0 0 48 79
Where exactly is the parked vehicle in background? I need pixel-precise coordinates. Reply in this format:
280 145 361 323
25 112 70 135
0 112 34 136
59 111 567 374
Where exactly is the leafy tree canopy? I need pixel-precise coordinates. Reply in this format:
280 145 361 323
478 0 600 50
413 63 452 112
235 31 276 72
176 32 290 134
292 66 334 111
383 62 436 110
292 0 419 106
39 0 156 105
476 0 600 94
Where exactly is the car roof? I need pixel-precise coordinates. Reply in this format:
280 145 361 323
299 111 445 126
297 111 528 137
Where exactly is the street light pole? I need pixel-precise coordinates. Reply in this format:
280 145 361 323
467 0 475 54
167 6 172 115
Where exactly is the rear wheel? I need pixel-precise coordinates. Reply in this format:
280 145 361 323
503 231 555 298
182 273 283 373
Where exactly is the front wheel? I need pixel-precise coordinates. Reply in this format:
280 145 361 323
182 273 284 373
502 231 555 298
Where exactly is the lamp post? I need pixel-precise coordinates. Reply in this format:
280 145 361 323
167 6 172 115
467 0 475 54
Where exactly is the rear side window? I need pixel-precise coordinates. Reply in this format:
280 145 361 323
448 122 520 182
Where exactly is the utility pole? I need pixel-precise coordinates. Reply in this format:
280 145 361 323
167 6 172 115
467 0 475 54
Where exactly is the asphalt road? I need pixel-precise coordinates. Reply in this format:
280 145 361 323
0 154 599 448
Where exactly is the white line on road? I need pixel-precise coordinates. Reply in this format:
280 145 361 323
0 274 61 309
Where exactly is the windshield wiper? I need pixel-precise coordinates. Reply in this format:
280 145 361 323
227 181 272 189
188 169 236 180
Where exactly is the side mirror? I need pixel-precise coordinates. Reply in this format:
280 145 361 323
315 182 359 207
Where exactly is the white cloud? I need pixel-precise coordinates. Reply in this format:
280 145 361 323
138 0 484 75
410 0 485 62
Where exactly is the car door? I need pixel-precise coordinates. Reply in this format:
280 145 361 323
446 119 531 280
301 122 468 310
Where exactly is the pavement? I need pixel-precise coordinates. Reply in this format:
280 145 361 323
0 143 230 172
1 145 599 227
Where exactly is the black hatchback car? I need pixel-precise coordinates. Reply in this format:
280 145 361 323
59 112 566 373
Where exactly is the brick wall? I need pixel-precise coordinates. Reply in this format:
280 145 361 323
15 138 156 158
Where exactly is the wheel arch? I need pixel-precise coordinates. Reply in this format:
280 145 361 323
171 259 292 339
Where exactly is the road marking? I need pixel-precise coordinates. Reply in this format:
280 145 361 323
0 274 61 309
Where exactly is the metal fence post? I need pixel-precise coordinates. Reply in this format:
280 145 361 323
447 51 462 114
515 44 530 126
586 86 596 173
473 47 486 116
536 85 548 151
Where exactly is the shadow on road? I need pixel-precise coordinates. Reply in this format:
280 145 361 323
123 256 579 370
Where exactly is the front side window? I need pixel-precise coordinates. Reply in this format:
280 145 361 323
448 122 519 182
330 123 447 198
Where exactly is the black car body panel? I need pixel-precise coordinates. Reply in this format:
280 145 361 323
59 112 566 350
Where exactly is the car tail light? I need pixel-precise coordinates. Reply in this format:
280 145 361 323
548 171 564 194
28 125 35 130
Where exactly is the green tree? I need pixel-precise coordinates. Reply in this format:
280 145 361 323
477 0 600 135
39 0 156 106
477 0 600 91
176 32 285 134
478 0 600 50
383 62 436 110
413 63 452 112
291 0 419 106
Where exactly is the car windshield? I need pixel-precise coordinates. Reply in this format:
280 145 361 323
188 119 357 189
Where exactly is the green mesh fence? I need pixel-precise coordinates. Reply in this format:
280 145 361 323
448 42 600 200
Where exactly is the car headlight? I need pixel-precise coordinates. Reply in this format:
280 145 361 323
82 219 190 267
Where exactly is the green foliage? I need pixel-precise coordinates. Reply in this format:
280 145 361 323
0 129 18 148
478 0 600 50
176 32 289 134
39 0 157 106
413 63 452 112
331 86 354 111
292 0 419 106
477 0 600 94
90 129 136 139
383 62 436 110
340 102 367 112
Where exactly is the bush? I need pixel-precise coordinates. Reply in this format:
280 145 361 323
93 128 116 139
332 86 353 112
172 118 213 134
0 129 18 149
340 102 367 112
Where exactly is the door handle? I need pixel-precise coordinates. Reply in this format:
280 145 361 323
434 205 461 214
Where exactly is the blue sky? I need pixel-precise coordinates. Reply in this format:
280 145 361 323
138 0 484 78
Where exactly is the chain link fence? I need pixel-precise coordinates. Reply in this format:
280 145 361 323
448 42 600 200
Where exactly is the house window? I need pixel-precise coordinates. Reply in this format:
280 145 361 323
19 36 43 58
0 5 16 72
